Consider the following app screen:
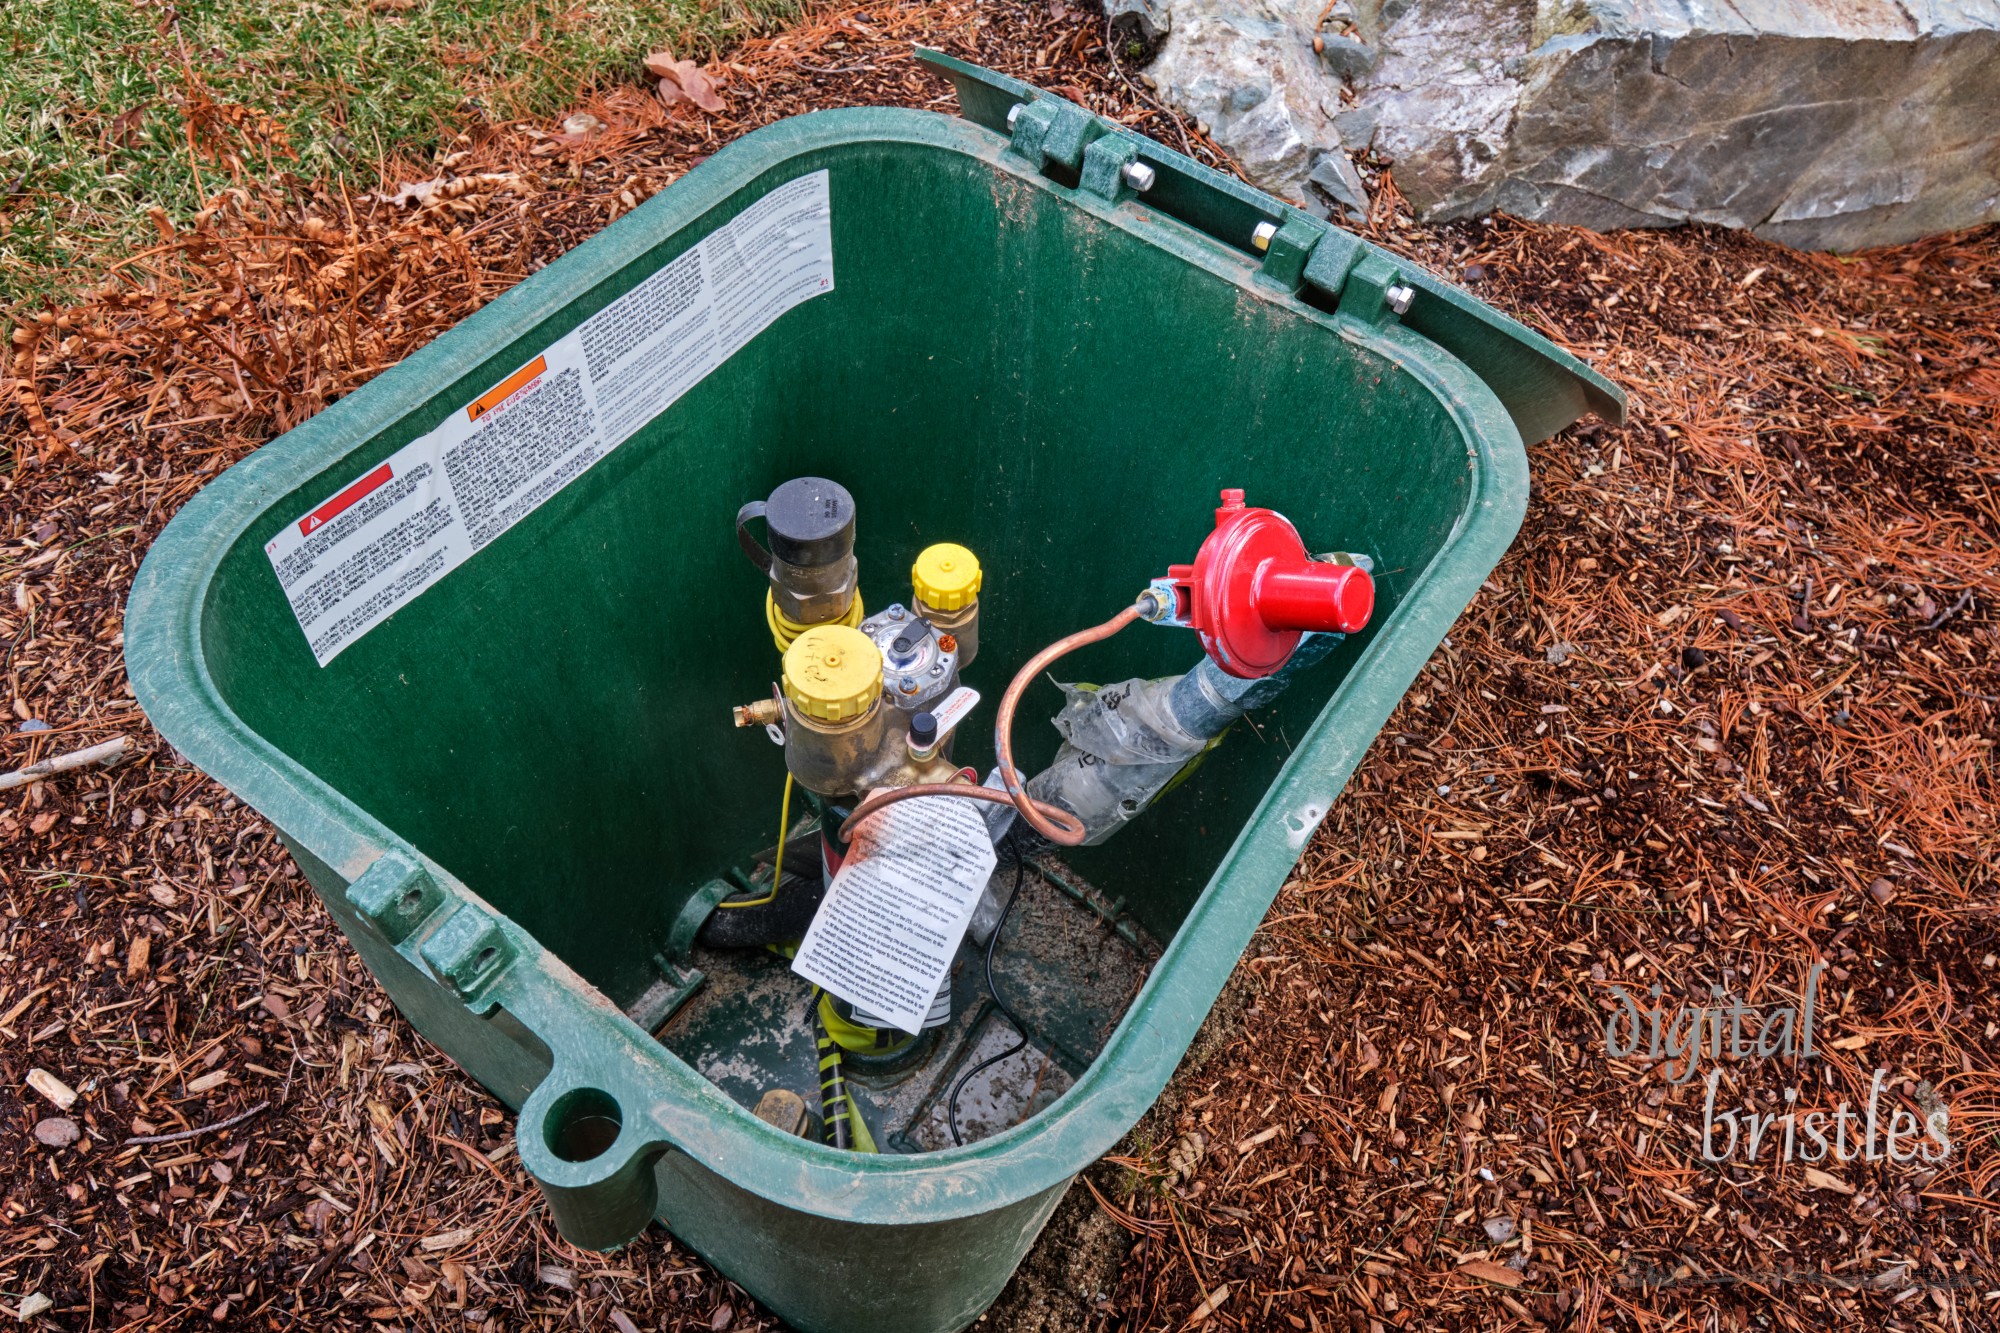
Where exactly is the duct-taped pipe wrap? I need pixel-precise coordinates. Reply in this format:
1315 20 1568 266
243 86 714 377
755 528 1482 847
1027 630 1345 845
969 633 1343 941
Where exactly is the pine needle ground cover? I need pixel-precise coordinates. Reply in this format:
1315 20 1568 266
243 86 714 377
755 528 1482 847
1 1 1996 1327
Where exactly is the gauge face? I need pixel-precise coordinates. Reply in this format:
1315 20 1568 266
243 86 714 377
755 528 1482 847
860 604 960 712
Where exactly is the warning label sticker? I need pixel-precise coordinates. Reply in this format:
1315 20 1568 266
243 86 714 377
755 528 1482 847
791 793 998 1036
266 170 835 665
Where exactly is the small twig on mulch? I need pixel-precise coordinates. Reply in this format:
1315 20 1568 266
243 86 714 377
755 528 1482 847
123 1100 270 1145
1925 589 1974 631
0 735 128 790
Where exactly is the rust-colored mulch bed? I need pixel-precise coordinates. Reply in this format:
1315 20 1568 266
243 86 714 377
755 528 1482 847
3 2 1996 1329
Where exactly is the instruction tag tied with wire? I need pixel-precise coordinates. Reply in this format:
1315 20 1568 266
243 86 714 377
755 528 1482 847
791 792 998 1035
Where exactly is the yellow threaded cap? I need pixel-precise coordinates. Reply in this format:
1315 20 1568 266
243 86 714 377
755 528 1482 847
782 624 881 723
912 543 982 612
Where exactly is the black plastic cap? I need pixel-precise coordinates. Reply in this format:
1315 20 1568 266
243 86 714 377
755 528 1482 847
765 477 855 567
910 712 937 747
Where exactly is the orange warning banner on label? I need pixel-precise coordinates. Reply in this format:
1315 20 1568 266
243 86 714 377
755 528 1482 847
467 356 546 421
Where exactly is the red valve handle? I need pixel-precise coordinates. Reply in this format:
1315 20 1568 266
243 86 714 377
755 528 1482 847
1164 489 1374 678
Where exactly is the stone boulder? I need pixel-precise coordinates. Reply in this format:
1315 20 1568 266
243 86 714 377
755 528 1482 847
1143 0 2000 250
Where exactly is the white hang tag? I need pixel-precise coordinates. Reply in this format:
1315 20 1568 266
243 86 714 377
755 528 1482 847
791 790 997 1035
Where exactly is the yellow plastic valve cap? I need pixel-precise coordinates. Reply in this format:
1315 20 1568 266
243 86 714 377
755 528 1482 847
782 624 882 722
912 543 982 611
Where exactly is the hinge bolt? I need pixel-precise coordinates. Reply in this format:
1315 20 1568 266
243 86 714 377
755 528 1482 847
1251 221 1279 253
1006 103 1024 129
1120 160 1157 193
1385 283 1415 314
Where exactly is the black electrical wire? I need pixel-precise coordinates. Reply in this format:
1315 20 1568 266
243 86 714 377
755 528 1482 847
947 836 1033 1147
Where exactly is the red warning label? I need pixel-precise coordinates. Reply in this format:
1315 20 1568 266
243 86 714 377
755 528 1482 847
299 462 393 538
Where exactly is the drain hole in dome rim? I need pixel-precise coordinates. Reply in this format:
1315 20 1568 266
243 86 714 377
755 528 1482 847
546 1087 623 1162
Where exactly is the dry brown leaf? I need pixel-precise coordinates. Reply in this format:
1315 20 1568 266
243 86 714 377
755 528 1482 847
678 66 726 113
645 52 726 113
1457 1259 1524 1287
105 107 146 149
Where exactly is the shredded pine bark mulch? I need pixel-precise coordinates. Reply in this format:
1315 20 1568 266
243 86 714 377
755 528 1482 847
2 1 1996 1329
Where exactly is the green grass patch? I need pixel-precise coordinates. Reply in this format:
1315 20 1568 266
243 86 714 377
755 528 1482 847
0 0 791 308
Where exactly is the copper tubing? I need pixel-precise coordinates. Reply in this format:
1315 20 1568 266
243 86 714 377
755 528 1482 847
837 600 1150 847
835 781 1078 846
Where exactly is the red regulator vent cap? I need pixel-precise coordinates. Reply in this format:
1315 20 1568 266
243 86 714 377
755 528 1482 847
1166 489 1375 679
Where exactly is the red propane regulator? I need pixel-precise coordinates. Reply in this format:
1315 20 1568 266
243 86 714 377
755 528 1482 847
1147 489 1375 678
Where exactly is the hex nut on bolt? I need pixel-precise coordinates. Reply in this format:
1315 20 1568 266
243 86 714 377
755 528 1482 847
1385 283 1415 314
1120 161 1157 193
1251 221 1279 253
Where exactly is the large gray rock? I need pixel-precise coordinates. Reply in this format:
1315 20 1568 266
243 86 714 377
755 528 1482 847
1107 0 1172 42
1145 0 2000 250
1144 6 1342 206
